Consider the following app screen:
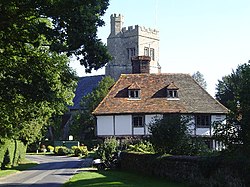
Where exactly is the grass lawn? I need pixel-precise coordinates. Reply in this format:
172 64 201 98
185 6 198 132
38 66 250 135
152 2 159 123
64 170 189 187
0 159 38 178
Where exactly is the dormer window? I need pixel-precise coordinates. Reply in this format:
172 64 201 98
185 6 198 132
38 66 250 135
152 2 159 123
128 82 141 99
129 90 140 99
166 82 179 100
168 90 178 98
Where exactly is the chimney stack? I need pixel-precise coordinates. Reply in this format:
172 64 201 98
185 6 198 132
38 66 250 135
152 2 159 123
131 56 151 74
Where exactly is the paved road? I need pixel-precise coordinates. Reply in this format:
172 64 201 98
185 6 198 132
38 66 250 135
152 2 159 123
0 155 92 187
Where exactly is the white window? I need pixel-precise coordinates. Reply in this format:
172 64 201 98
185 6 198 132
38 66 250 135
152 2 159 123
167 90 178 98
144 47 149 56
150 48 155 60
132 115 144 127
128 89 140 99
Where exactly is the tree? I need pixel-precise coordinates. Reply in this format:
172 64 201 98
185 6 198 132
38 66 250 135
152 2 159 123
149 114 208 155
215 62 250 152
0 0 111 72
0 0 110 144
69 76 115 141
192 71 207 90
0 47 77 143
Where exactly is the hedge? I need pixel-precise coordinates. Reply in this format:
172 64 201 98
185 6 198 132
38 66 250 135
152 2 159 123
120 152 249 187
0 139 27 169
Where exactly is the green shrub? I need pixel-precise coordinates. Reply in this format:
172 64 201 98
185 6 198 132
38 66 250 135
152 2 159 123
127 140 155 154
73 146 88 157
54 146 71 155
96 137 119 162
47 145 54 152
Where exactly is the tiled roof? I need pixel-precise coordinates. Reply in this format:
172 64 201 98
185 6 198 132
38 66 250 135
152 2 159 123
69 75 104 110
167 82 179 90
93 73 228 115
128 82 141 89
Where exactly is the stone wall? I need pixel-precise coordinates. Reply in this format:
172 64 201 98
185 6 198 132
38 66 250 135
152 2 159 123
120 152 248 187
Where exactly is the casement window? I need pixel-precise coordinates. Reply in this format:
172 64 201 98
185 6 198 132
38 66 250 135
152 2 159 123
150 48 155 60
128 89 140 99
132 115 145 127
195 115 211 128
127 48 135 59
144 47 149 56
166 82 179 99
167 90 178 98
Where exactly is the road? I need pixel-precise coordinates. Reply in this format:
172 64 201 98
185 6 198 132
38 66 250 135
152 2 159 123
0 155 92 187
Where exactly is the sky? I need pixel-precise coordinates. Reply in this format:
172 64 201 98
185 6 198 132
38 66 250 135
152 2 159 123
70 0 250 96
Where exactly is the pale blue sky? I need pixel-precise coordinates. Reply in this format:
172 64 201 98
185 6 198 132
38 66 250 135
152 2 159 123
70 0 250 96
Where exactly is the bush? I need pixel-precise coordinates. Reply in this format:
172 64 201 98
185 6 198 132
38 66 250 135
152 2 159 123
73 145 88 157
47 145 54 153
54 146 71 155
96 137 119 162
127 140 155 154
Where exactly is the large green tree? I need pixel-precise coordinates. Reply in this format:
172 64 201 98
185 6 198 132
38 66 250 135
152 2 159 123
70 76 115 141
0 0 110 72
215 62 250 152
149 114 208 155
0 0 110 143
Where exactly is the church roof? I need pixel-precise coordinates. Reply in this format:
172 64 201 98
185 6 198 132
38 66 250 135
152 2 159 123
69 75 104 110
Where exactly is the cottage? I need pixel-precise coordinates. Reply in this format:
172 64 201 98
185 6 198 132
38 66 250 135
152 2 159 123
93 60 228 149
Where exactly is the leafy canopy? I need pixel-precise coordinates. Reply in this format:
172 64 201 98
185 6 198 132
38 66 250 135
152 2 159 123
0 0 111 72
215 62 250 152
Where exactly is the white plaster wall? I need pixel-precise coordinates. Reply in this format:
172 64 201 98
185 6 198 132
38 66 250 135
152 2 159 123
115 115 132 135
133 128 145 135
96 116 114 136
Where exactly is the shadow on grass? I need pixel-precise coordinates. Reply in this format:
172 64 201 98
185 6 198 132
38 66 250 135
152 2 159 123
64 170 189 187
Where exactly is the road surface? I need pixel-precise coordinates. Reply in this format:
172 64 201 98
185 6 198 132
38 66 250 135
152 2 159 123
0 155 92 187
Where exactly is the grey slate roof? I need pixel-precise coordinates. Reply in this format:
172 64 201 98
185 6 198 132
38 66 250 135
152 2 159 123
93 73 228 115
69 75 104 110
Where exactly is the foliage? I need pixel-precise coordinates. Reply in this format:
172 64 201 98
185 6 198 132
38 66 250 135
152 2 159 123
215 62 250 152
54 146 71 156
0 139 26 170
0 0 110 73
70 76 115 141
72 145 88 157
127 140 155 154
96 137 119 162
149 114 208 155
1 0 110 145
47 145 54 152
192 71 207 90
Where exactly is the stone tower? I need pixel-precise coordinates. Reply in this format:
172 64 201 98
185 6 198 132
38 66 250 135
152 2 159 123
105 14 161 80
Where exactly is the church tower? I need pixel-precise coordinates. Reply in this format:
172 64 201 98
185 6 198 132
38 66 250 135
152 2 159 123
105 14 161 80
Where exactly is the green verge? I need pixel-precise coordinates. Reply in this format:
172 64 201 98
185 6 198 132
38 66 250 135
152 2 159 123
64 170 188 187
0 159 38 178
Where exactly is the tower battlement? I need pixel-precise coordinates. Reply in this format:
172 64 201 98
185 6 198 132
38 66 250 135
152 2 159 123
106 14 161 80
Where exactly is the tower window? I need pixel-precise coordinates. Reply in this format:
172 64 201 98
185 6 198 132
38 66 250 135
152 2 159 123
127 48 135 59
144 47 149 56
150 48 155 60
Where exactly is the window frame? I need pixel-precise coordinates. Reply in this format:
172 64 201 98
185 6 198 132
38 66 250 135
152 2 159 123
150 48 155 60
128 89 141 99
167 89 178 98
132 115 145 128
144 47 149 56
195 114 211 128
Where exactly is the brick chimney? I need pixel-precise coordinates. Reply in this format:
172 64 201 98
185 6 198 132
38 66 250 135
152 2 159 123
131 56 151 74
